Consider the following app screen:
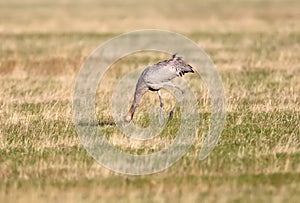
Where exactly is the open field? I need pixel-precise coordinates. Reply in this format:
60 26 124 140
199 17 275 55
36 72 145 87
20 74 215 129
0 0 299 202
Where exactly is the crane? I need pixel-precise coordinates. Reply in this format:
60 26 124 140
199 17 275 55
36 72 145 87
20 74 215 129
125 54 194 124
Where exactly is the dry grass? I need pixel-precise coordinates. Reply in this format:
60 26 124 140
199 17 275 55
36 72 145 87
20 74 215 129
0 0 300 202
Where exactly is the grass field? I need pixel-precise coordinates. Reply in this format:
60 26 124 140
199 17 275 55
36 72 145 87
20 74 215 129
0 0 299 202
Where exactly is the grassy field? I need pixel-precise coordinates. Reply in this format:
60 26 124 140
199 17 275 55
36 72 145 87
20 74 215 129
0 0 299 202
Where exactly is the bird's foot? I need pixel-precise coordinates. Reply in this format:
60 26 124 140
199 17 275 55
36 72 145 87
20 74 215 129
168 111 174 121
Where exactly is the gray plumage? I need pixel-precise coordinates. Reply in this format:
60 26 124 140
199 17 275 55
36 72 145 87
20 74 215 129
125 54 194 124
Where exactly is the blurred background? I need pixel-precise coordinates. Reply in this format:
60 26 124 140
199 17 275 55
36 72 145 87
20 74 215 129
1 0 299 33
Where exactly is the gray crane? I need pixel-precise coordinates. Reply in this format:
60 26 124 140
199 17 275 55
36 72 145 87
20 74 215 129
125 54 194 124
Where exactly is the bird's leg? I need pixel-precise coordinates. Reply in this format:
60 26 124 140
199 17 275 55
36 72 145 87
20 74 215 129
125 86 148 124
168 85 184 121
157 90 164 125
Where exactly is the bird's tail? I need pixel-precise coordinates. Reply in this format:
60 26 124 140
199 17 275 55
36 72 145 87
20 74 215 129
185 64 194 73
171 54 194 75
179 64 194 76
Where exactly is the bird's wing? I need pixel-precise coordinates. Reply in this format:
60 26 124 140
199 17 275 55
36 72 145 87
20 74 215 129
144 64 178 84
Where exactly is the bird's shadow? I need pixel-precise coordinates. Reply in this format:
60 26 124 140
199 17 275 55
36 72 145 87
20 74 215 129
77 120 116 127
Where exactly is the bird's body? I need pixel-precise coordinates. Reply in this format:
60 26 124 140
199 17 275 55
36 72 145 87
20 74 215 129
125 54 194 124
